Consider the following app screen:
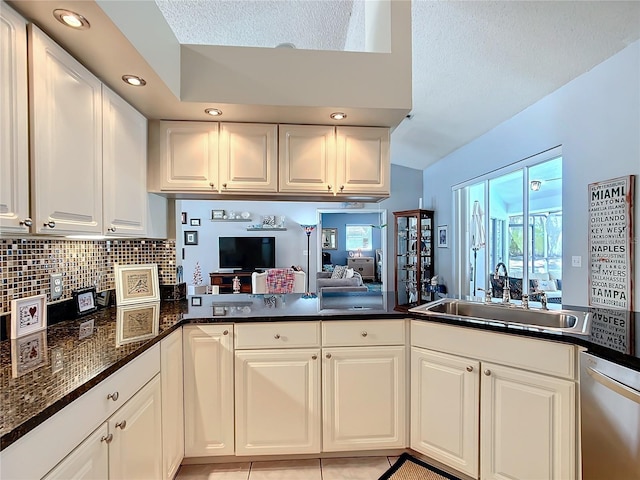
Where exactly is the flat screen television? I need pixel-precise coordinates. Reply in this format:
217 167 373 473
219 236 275 271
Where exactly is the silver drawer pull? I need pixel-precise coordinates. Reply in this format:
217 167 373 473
361 331 368 337
107 391 119 402
20 218 32 227
115 420 127 430
223 330 229 335
274 334 281 339
101 434 113 444
44 220 56 228
326 353 332 359
484 369 491 376
312 355 317 360
466 366 474 372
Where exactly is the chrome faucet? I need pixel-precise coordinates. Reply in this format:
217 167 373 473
539 291 548 310
494 262 511 305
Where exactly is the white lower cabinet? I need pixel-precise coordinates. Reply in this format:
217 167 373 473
43 425 109 480
44 375 162 480
183 325 235 457
411 348 479 478
161 328 184 479
322 345 406 451
411 321 577 480
235 349 321 455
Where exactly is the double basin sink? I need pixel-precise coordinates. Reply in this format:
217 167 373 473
409 298 590 335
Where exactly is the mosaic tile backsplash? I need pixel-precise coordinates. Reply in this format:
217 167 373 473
0 239 177 315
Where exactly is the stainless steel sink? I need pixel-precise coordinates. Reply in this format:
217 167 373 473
409 298 590 335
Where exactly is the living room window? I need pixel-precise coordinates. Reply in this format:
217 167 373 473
453 148 563 303
345 225 373 251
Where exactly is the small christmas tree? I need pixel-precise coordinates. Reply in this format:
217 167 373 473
193 262 203 286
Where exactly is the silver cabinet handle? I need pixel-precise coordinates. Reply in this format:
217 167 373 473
209 182 215 189
340 185 344 192
115 420 127 430
107 392 119 402
101 433 113 443
274 334 280 339
312 355 317 360
327 185 332 191
107 226 116 233
484 369 491 376
44 220 56 228
361 331 368 337
326 353 332 359
223 330 229 335
20 218 32 227
466 366 474 372
222 183 227 189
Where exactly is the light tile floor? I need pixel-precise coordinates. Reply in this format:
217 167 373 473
176 456 400 480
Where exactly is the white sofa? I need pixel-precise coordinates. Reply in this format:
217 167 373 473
251 270 306 294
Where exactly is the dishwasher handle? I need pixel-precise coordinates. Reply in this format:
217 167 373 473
587 366 640 404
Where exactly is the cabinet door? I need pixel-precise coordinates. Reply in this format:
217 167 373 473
235 348 321 455
42 424 108 480
219 123 277 192
411 347 479 478
159 121 219 191
336 126 390 195
480 362 576 480
278 124 336 194
108 375 163 480
160 328 184 480
0 4 30 233
102 86 147 237
28 25 103 235
322 345 406 451
183 325 235 456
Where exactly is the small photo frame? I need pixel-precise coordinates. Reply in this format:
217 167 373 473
190 218 201 226
437 225 448 248
116 302 160 347
181 212 187 224
11 330 48 378
96 290 112 307
73 287 97 316
191 296 202 306
114 263 160 306
212 209 225 219
262 215 276 228
10 294 47 339
184 231 198 245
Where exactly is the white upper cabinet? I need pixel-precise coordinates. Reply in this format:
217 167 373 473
102 86 148 237
0 4 29 233
278 125 336 194
158 121 219 192
28 25 103 235
219 123 278 193
336 126 390 196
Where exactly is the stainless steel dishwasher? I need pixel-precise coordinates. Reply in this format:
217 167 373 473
580 352 640 480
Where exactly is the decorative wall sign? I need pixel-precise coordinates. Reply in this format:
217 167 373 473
588 175 635 310
10 294 47 339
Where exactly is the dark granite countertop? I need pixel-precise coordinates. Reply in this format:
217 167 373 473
1 291 637 451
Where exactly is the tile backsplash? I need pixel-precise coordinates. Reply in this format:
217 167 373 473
0 239 176 315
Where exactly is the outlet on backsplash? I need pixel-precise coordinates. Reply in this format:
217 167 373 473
50 273 63 300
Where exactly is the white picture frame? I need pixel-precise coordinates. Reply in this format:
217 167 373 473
10 294 47 339
114 264 160 306
437 225 448 248
116 302 160 347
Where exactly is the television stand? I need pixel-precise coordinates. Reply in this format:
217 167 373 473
209 272 253 293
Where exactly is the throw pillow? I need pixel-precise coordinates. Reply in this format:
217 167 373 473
537 279 558 292
345 268 355 279
331 265 348 279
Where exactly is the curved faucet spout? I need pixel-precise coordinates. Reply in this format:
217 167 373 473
493 262 511 304
494 262 508 278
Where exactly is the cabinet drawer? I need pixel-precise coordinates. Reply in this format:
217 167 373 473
1 344 160 480
235 322 321 349
322 320 405 347
411 321 576 380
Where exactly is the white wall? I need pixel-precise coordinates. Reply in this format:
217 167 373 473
423 40 640 308
177 164 424 292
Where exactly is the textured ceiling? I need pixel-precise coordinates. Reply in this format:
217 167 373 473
155 0 361 51
155 0 640 171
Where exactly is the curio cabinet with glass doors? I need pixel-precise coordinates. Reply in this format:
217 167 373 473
394 209 435 311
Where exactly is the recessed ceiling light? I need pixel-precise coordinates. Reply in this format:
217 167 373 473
122 75 146 87
205 108 223 117
53 9 90 29
330 112 347 120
